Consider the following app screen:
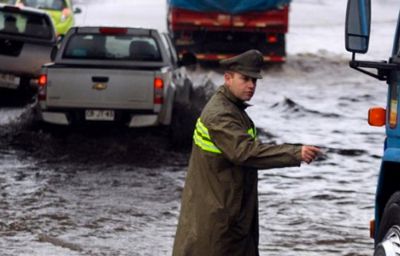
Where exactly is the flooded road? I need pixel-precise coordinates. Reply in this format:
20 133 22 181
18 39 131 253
0 0 396 255
0 54 386 256
0 116 188 256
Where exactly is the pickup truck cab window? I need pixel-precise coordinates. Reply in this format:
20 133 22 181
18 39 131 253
0 9 52 39
17 0 67 11
63 34 162 61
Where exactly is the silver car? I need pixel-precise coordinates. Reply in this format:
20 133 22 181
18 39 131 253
37 26 194 127
0 4 56 90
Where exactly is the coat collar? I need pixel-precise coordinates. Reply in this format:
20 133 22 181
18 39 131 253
219 85 251 110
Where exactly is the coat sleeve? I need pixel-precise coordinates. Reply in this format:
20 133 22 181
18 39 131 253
207 111 302 169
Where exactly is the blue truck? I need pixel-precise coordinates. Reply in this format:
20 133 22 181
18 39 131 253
167 0 291 63
345 0 400 255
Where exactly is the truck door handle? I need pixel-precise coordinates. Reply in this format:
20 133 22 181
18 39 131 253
92 76 109 83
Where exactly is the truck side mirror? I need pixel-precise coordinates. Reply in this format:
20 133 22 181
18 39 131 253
345 0 371 53
179 52 197 67
74 7 82 14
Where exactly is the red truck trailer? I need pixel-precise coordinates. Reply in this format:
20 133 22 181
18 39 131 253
167 0 290 63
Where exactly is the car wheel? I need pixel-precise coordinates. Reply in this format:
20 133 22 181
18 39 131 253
168 103 195 148
374 191 400 256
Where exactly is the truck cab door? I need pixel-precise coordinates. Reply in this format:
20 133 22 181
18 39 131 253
373 9 400 243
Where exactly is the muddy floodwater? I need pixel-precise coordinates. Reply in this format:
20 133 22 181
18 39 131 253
0 54 387 256
1 0 396 254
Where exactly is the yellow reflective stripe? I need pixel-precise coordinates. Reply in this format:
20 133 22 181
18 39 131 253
193 136 221 154
194 118 257 153
196 118 210 139
247 128 253 137
193 131 222 154
193 118 222 154
247 127 256 139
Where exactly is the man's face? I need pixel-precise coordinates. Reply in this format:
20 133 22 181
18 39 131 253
224 72 257 101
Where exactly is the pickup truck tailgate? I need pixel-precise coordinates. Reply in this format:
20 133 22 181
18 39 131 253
46 68 155 109
0 42 53 76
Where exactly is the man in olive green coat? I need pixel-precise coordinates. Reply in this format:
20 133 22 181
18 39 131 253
172 50 320 256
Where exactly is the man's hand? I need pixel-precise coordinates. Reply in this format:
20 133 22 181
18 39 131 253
301 145 321 164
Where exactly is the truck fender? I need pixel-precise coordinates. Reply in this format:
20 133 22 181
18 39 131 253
159 81 176 125
383 148 400 163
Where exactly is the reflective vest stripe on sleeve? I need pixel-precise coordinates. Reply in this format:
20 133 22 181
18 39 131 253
193 118 257 154
247 127 256 139
193 118 222 154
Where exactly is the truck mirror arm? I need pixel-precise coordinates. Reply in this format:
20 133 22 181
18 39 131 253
349 53 398 81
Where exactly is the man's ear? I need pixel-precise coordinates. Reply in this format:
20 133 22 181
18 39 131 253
224 72 233 86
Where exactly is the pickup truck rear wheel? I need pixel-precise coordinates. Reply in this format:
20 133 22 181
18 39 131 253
374 191 400 256
18 77 37 103
169 103 195 148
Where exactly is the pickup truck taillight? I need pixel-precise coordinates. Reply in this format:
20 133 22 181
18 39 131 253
37 74 47 101
154 77 164 104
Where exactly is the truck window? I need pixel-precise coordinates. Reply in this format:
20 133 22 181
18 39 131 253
63 34 162 62
18 0 67 11
0 9 52 39
393 24 400 56
389 74 399 129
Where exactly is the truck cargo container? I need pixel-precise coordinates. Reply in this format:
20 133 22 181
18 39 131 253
167 0 290 63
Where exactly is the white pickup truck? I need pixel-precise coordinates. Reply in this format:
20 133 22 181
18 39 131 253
0 4 57 90
36 26 193 127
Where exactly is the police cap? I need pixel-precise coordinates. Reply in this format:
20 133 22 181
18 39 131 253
220 49 264 79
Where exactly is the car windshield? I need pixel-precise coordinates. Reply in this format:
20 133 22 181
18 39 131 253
63 34 163 62
0 9 52 39
18 0 66 11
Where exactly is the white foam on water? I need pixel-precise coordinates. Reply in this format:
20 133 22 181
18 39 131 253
0 108 26 125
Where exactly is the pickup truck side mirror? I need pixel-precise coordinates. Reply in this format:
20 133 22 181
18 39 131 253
345 0 371 54
179 52 197 67
74 7 82 14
